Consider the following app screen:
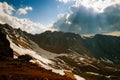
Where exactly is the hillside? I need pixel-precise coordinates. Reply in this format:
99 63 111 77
0 60 73 80
0 27 75 80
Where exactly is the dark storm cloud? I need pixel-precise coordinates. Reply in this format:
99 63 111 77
53 4 120 34
104 5 120 31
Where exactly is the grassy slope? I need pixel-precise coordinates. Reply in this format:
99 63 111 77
0 59 74 80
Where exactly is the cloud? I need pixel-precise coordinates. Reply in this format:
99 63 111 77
57 0 70 3
75 0 120 13
17 6 32 15
0 2 15 15
0 16 48 34
104 5 120 31
53 0 120 34
0 2 51 34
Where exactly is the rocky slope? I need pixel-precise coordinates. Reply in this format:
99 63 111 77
51 55 120 80
0 25 75 80
26 30 120 64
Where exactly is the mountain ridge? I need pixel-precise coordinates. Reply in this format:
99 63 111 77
24 30 120 64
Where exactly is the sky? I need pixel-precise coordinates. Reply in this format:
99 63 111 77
0 0 73 25
0 0 120 34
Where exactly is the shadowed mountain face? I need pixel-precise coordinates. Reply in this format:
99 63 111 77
27 31 89 54
84 34 120 64
26 31 120 64
0 28 13 58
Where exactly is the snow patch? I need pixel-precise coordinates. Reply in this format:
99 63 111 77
36 58 85 80
81 34 95 39
74 75 85 80
30 40 67 59
7 36 52 64
86 72 100 76
35 60 65 75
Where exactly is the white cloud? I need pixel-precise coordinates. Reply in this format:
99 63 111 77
0 2 52 34
0 13 48 34
17 6 32 15
0 2 15 15
75 0 120 13
53 0 120 34
58 13 69 20
57 0 120 12
57 0 70 3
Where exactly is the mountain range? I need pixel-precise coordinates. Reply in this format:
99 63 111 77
26 29 120 64
0 23 120 80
